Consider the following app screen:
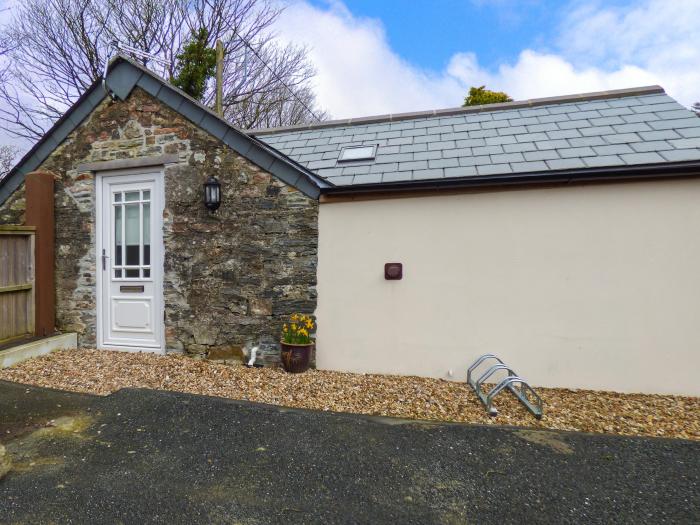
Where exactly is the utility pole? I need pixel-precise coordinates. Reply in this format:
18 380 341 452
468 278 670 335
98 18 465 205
215 40 224 117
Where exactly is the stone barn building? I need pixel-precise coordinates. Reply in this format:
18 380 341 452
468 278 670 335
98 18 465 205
2 54 700 395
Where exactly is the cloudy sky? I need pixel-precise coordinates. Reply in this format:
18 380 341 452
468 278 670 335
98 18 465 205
1 0 699 152
275 0 700 118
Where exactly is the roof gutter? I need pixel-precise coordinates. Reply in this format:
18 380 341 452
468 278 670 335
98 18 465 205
319 160 700 197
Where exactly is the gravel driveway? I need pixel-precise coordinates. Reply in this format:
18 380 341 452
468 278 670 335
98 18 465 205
1 380 699 524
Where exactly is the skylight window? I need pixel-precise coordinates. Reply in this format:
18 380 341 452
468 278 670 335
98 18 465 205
338 145 377 162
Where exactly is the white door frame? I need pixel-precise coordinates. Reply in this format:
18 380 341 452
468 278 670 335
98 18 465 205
95 167 165 353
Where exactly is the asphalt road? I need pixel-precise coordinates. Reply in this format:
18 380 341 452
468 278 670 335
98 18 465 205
1 380 698 524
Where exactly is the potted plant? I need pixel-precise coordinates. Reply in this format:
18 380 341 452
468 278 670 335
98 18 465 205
280 313 315 373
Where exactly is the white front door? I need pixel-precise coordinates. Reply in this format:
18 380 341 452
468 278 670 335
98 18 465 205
97 170 164 352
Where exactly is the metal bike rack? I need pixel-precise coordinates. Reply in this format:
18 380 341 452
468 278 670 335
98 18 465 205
467 354 543 419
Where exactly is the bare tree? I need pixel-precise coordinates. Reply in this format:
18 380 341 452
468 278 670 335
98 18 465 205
0 145 18 180
0 0 326 140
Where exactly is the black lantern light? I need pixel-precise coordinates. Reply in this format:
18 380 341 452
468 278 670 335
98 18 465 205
203 175 221 211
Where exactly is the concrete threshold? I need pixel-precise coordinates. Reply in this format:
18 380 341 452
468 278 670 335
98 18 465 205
0 333 77 368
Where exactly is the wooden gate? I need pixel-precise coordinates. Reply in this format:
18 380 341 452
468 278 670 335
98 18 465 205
0 226 36 344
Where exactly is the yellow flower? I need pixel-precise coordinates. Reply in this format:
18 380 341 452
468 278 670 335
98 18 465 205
291 323 297 331
291 313 299 321
299 328 308 337
283 324 288 332
305 319 313 329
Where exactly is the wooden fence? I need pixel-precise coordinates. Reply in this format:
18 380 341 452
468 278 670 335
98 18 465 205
0 226 36 344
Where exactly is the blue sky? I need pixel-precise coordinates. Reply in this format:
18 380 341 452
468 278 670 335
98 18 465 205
309 0 562 71
276 0 700 119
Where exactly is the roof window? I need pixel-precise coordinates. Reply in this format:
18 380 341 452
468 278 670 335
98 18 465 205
338 145 377 162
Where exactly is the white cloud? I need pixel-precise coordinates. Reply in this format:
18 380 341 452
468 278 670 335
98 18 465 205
276 0 700 120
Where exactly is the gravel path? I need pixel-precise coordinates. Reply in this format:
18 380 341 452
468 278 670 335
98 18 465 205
1 348 698 440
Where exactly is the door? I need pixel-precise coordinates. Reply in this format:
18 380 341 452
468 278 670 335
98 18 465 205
97 170 164 352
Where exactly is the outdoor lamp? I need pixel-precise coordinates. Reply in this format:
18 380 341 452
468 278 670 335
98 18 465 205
204 175 221 211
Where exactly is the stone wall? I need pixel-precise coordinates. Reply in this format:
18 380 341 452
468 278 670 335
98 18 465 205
0 184 26 224
0 87 318 364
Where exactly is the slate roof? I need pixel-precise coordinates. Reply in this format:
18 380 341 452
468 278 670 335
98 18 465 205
252 87 700 188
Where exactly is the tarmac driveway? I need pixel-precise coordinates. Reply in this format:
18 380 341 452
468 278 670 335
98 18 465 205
0 380 698 524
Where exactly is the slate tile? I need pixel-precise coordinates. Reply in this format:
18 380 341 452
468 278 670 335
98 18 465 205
426 125 454 135
401 128 428 137
568 110 602 120
352 173 384 185
620 152 665 164
503 142 538 153
441 149 472 159
412 168 444 180
669 137 700 149
527 123 559 133
659 149 700 161
456 137 490 148
559 119 592 130
389 121 415 131
598 107 634 117
580 125 616 136
511 160 548 172
468 129 499 138
325 175 355 185
630 141 672 153
558 146 595 158
593 144 635 155
377 172 409 183
612 122 652 133
341 164 370 175
590 116 625 126
583 155 626 167
515 132 548 142
472 145 504 155
398 160 428 171
387 137 414 146
444 165 478 177
653 118 700 133
537 113 571 124
524 150 560 161
376 131 402 139
370 162 398 173
482 120 510 129
622 113 661 123
508 117 540 126
601 133 642 144
546 158 586 170
429 158 460 168
497 125 528 136
453 122 482 132
678 127 700 138
459 155 491 166
485 135 518 145
414 150 443 160
547 129 582 140
639 130 681 141
477 163 513 175
428 140 457 150
491 152 525 163
399 143 428 153
534 139 569 150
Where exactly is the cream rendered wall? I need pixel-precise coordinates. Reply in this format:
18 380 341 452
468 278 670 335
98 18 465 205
316 179 700 396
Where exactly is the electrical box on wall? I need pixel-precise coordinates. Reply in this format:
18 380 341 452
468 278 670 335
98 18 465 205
384 262 402 280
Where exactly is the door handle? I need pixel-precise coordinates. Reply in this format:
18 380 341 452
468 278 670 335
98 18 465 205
102 249 109 270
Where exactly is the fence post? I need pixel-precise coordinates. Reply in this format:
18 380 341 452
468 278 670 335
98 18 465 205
25 171 55 337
